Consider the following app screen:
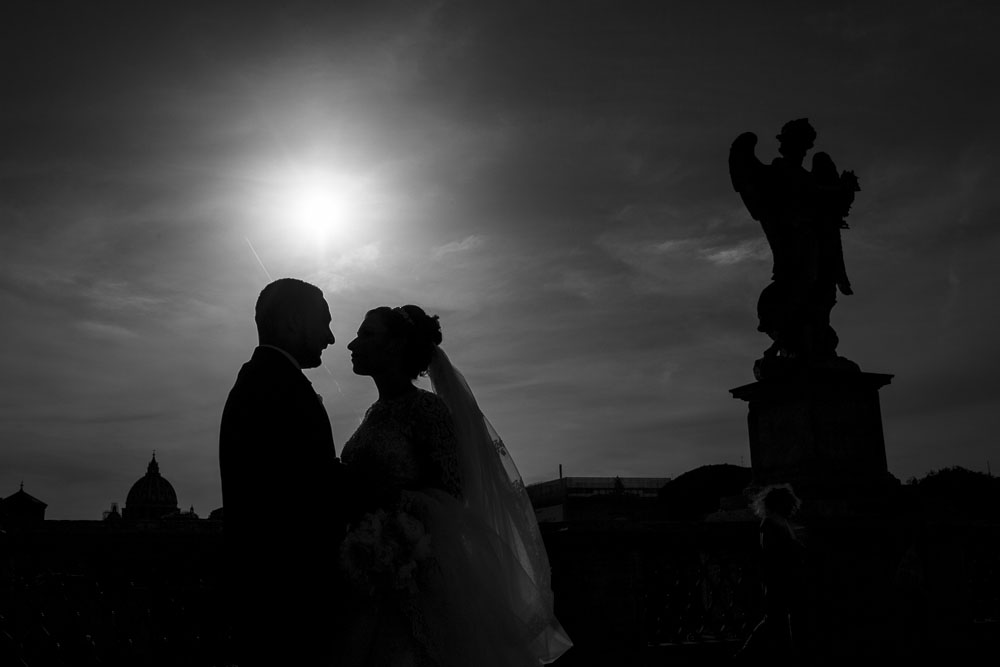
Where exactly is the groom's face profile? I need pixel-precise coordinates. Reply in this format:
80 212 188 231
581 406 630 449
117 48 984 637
256 280 335 369
288 297 335 369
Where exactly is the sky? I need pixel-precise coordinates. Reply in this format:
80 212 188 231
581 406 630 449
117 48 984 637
2 1 998 519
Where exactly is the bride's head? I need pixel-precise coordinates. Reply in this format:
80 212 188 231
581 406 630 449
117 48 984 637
347 305 441 379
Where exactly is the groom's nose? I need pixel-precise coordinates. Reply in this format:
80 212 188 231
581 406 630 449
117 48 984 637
326 329 335 345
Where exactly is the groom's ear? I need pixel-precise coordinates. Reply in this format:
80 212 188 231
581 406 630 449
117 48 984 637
274 312 305 343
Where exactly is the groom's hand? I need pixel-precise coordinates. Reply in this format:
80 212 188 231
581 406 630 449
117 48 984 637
332 460 369 525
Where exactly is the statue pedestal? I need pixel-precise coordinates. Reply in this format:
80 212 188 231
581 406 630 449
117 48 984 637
730 371 893 510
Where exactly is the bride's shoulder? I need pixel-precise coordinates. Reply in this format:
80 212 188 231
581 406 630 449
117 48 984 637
413 387 446 409
410 388 451 420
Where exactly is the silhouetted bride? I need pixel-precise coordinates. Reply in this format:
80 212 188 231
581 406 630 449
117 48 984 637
339 305 572 666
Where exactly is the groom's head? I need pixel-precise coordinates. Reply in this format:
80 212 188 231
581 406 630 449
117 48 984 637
255 278 335 369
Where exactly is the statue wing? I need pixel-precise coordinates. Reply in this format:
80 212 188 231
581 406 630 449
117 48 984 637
728 132 768 222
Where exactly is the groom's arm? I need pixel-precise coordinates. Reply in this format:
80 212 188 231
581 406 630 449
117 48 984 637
221 379 299 541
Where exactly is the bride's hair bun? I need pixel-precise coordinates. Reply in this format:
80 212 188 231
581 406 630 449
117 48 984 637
399 304 442 345
382 304 441 378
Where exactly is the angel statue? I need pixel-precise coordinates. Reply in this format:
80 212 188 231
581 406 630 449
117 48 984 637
729 118 861 379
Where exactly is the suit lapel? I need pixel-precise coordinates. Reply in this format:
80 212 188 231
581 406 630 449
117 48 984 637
251 346 336 455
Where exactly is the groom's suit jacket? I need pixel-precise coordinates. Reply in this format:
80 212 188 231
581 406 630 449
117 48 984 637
220 346 346 664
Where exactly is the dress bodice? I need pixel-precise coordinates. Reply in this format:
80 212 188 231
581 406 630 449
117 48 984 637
342 388 461 498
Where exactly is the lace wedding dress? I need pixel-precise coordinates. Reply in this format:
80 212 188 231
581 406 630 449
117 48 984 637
339 350 571 667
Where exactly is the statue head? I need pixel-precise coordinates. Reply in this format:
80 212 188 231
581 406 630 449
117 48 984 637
776 118 816 163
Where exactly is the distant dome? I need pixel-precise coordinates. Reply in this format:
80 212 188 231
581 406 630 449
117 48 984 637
124 454 179 521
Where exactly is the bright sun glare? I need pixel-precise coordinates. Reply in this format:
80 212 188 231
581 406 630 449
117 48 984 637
282 170 365 248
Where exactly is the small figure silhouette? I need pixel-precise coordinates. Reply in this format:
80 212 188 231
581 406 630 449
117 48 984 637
736 484 806 664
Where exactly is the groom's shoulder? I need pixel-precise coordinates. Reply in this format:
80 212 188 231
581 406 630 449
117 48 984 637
226 349 287 400
235 347 290 381
230 355 264 389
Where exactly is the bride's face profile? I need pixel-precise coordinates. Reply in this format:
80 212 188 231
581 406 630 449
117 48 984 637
347 311 400 377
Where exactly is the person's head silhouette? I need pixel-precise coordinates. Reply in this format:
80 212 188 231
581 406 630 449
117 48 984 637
753 484 801 520
776 118 816 165
255 278 335 368
348 305 441 380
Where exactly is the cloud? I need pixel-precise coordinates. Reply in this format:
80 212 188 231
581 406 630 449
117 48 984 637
595 228 768 299
83 281 166 311
542 267 616 300
75 320 141 341
703 239 770 265
0 409 170 426
336 243 382 271
433 234 485 259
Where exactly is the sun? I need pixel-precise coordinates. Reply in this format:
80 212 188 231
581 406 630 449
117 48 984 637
282 170 365 248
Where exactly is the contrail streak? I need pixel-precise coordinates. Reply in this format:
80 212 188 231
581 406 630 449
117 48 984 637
245 237 273 281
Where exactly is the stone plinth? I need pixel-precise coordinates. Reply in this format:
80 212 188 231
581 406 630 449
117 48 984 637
730 372 893 501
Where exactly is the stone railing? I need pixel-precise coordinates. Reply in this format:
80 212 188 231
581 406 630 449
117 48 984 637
542 517 1000 663
1 517 997 665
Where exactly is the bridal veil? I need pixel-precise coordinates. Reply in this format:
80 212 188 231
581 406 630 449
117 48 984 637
428 348 573 664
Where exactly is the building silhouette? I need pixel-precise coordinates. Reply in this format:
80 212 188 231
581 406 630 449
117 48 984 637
0 460 995 662
0 482 47 523
123 453 180 521
102 501 122 522
527 476 671 523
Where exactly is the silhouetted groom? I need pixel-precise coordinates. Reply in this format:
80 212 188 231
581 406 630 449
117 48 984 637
220 278 344 667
